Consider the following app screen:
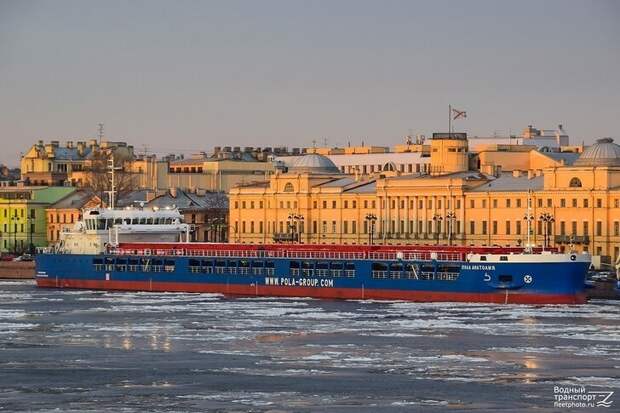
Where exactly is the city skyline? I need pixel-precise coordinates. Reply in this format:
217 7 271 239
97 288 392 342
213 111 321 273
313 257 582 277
1 0 619 166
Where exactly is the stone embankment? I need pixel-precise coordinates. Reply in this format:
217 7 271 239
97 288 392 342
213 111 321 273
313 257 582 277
0 261 35 279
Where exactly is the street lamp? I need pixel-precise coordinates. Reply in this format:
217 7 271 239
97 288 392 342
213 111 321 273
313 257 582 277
523 212 534 252
287 213 304 243
432 214 443 245
538 213 554 250
365 213 377 245
445 211 456 246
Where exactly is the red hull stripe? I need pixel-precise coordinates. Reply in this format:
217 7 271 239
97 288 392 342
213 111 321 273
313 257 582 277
36 278 586 305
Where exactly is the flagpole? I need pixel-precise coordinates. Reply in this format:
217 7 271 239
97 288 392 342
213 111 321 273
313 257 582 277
448 104 452 138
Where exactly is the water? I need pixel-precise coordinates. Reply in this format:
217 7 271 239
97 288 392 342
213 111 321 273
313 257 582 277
0 280 618 412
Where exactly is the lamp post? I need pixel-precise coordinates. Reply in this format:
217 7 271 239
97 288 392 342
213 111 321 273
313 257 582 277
365 213 377 245
432 214 443 245
523 212 534 252
539 213 555 250
445 211 456 246
287 213 304 244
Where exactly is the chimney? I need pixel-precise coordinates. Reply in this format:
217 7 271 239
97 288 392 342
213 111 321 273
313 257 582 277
494 165 502 177
512 170 521 178
169 187 177 198
51 140 59 147
527 170 534 179
77 141 86 156
66 141 74 149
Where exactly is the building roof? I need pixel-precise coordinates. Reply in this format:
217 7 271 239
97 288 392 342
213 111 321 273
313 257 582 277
573 138 620 167
50 189 99 209
147 189 228 210
469 173 543 192
543 152 580 165
289 154 340 174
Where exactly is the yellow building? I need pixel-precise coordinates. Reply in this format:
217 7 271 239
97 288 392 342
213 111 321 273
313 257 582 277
230 136 620 264
46 190 102 244
21 140 135 186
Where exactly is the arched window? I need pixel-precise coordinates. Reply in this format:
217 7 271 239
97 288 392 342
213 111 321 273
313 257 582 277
383 162 396 172
569 177 582 188
283 182 294 192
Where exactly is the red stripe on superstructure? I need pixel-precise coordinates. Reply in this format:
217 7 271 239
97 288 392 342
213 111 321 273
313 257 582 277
36 278 586 305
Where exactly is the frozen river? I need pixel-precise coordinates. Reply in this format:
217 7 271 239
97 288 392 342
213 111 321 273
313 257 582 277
0 280 618 412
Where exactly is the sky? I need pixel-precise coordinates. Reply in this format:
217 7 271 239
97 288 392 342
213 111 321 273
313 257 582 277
1 0 619 167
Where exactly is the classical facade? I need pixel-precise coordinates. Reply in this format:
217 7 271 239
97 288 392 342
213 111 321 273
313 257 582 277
0 186 76 253
229 135 620 263
21 140 135 186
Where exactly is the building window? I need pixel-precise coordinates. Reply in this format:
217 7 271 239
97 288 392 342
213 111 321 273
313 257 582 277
560 199 566 208
283 182 294 192
572 199 577 208
363 220 368 234
331 221 336 233
506 199 511 208
516 199 521 208
352 221 356 234
583 221 589 236
470 199 475 208
596 221 602 236
560 221 565 236
242 221 246 233
469 221 475 234
584 199 589 208
493 200 498 208
569 177 582 188
505 221 510 235
250 221 255 233
572 221 577 235
456 200 461 209
364 200 368 209
344 201 348 209
332 201 336 209
482 221 487 235
352 201 356 208
482 199 487 208
596 198 602 208
537 199 542 208
343 221 348 234
615 221 619 236
547 199 552 207
492 221 498 235
322 221 327 233
419 200 423 209
516 221 521 235
259 222 263 233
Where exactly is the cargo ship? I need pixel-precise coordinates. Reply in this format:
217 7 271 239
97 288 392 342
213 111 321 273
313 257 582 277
35 206 591 304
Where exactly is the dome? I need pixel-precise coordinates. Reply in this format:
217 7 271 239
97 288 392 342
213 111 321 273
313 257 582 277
289 154 340 174
574 138 620 167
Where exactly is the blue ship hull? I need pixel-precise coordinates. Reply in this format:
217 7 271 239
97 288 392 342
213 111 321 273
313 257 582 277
36 252 589 304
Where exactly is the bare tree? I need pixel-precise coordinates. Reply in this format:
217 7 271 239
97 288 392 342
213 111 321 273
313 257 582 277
84 150 137 206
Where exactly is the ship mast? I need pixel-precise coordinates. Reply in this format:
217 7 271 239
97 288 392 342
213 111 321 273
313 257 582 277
105 154 121 209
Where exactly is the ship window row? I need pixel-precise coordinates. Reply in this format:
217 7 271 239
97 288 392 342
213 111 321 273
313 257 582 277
188 259 276 276
371 262 459 281
85 217 178 230
288 261 356 277
92 258 175 272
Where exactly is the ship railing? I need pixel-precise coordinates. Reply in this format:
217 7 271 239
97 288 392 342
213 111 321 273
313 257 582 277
239 268 249 275
316 269 330 277
372 270 388 278
345 270 355 278
265 268 275 276
215 267 225 274
291 269 300 276
189 266 201 273
110 247 464 262
331 269 343 277
252 268 264 275
419 272 434 280
403 271 418 280
436 272 459 281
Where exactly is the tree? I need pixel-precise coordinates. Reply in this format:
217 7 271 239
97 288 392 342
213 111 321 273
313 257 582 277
84 150 136 207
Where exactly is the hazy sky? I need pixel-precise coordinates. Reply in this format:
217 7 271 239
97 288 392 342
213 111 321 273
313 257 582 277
1 0 619 166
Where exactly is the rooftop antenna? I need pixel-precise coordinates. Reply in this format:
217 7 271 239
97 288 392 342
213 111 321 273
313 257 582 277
97 123 104 144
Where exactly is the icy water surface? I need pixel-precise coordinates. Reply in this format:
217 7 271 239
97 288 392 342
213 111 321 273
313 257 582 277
0 281 618 412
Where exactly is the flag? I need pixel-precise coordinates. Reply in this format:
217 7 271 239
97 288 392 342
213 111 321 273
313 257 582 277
452 108 467 120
